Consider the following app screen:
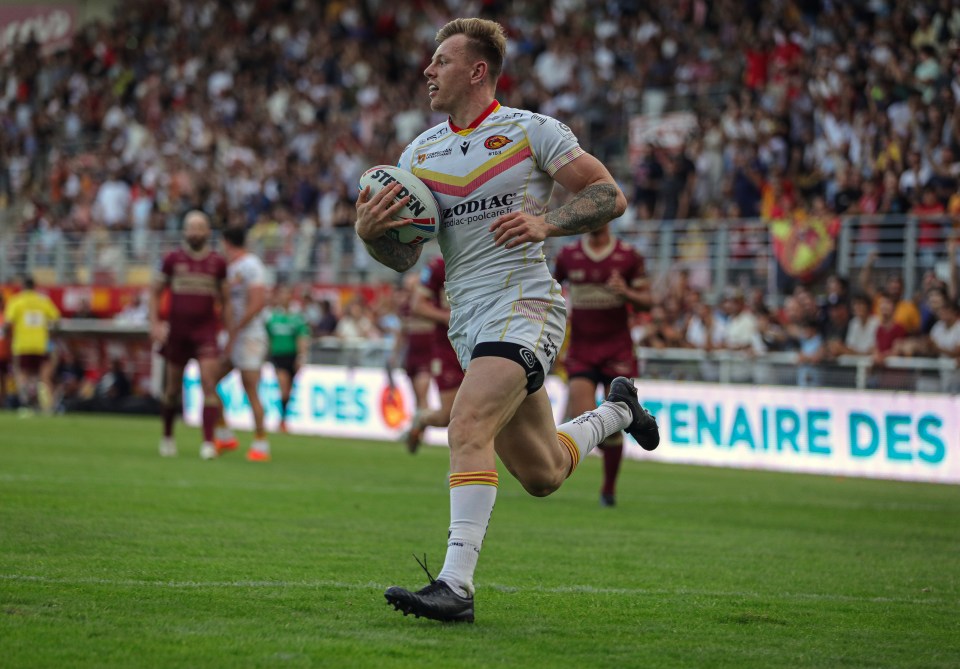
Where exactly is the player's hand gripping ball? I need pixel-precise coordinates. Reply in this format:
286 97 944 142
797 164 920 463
358 165 442 245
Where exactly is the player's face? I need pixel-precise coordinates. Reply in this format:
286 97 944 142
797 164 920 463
275 286 290 307
183 215 210 251
424 35 473 114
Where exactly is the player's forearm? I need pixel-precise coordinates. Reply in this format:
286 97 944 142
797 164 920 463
545 183 625 236
148 284 164 326
361 236 421 272
623 287 652 309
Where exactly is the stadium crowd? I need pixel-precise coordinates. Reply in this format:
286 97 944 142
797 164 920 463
2 0 960 396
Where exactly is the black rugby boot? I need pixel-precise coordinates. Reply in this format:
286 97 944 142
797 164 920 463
606 377 660 451
385 580 475 623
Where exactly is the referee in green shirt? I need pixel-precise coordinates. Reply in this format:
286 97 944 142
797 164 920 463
265 285 312 432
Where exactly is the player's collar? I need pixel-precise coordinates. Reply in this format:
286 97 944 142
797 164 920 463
581 236 616 262
448 99 500 136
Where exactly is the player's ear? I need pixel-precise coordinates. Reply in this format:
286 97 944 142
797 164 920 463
472 60 488 86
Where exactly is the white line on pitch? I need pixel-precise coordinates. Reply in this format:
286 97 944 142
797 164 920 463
0 574 951 606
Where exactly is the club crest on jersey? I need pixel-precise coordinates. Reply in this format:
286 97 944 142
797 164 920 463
484 135 512 150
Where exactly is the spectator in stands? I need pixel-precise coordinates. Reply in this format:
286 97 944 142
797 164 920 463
51 345 87 411
96 358 132 401
872 293 909 385
823 297 852 360
756 305 790 353
911 186 946 270
335 297 381 367
858 252 922 334
918 283 948 335
796 319 825 387
838 294 881 356
722 288 762 354
114 293 149 325
929 300 960 360
311 297 339 337
686 299 726 382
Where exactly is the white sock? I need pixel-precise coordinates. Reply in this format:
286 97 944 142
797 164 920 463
557 402 631 473
437 472 498 597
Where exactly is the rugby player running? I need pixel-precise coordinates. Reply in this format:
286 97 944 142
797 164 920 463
355 18 659 623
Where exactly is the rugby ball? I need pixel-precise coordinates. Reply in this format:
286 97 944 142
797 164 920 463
358 165 442 245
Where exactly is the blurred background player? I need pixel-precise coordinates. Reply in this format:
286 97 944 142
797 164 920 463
149 210 230 460
265 284 310 433
217 225 271 462
553 224 651 507
3 275 61 414
0 293 10 409
395 271 436 432
404 256 465 453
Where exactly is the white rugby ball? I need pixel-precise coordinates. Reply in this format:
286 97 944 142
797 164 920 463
358 165 442 245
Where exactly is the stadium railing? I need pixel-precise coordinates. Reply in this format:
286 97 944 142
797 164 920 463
1 214 953 303
53 316 959 396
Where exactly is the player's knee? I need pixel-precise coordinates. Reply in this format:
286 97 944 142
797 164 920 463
518 469 565 497
446 414 490 456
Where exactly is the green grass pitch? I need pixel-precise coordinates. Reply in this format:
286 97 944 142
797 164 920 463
1 413 958 668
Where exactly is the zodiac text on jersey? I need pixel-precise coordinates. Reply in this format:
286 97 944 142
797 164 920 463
442 192 518 227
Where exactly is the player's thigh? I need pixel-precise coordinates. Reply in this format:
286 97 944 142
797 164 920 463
566 375 599 419
437 386 458 423
447 355 528 461
494 387 567 495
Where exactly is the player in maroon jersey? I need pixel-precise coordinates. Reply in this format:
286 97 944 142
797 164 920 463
395 271 437 435
553 224 651 506
149 210 231 460
403 256 465 453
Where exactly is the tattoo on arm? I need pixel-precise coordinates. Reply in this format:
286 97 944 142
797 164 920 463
545 183 619 236
361 236 421 272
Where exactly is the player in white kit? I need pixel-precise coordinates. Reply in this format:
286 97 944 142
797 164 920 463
218 225 271 462
355 18 659 623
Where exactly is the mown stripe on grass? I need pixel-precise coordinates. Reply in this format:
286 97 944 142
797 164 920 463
1 573 953 607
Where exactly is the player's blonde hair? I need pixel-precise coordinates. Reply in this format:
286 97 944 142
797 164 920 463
436 18 507 81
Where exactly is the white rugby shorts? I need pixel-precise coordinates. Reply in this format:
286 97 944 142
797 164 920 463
447 274 566 374
230 331 268 371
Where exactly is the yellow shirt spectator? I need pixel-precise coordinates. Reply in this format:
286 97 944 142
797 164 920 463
4 289 61 356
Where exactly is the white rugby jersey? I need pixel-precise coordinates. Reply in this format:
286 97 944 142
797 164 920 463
227 252 267 335
398 101 585 299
